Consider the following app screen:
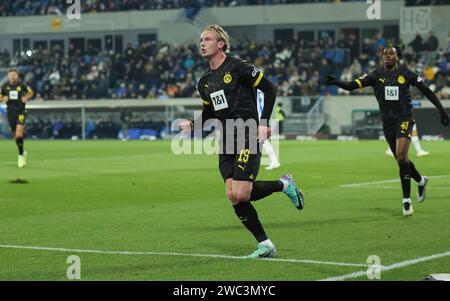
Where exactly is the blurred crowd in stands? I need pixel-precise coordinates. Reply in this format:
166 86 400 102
404 0 449 6
1 0 447 17
2 29 449 102
1 1 449 139
20 114 167 139
335 31 450 101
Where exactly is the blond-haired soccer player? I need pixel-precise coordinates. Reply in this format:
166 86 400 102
180 25 304 258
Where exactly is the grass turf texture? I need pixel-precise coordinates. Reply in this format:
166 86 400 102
0 140 449 281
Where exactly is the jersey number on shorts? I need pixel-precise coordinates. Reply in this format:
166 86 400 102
400 121 410 132
238 149 250 163
18 114 25 123
385 86 399 101
210 90 229 111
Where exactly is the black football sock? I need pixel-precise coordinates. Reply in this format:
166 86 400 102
16 137 24 155
250 180 283 201
398 161 411 199
233 202 268 243
408 161 422 183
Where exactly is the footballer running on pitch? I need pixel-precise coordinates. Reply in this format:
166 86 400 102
326 46 449 216
179 24 305 258
0 68 33 168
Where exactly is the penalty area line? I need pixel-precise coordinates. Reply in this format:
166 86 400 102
319 250 450 281
0 244 370 268
339 174 450 188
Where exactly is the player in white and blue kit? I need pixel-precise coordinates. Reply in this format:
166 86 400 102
385 101 429 157
257 89 281 170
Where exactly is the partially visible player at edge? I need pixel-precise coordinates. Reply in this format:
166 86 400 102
257 89 281 170
326 46 449 216
386 122 429 157
0 69 33 168
180 25 304 258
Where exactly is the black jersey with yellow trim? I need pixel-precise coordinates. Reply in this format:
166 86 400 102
0 80 33 112
197 56 262 124
354 65 422 124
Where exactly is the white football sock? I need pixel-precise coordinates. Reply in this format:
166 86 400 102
263 141 280 166
411 135 423 153
418 176 426 186
259 239 275 248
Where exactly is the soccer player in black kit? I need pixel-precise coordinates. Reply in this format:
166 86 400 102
326 46 449 216
180 25 305 258
0 69 33 168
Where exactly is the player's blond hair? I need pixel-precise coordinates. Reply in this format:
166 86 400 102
203 24 230 54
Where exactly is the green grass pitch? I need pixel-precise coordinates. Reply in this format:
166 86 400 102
0 140 449 280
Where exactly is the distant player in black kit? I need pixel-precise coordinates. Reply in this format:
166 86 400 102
0 69 33 168
180 25 304 258
326 46 449 216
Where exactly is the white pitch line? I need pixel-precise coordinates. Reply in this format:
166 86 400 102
0 244 370 268
340 174 450 188
343 186 398 189
320 250 450 281
0 153 167 166
342 186 450 190
340 179 399 188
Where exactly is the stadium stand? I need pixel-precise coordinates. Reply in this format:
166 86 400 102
4 30 449 101
1 0 448 139
0 1 404 17
1 0 447 18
